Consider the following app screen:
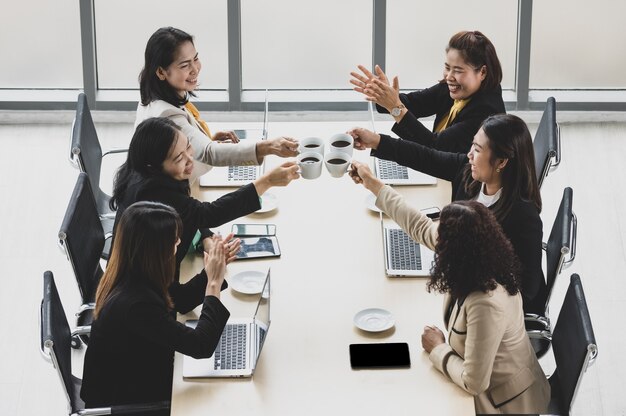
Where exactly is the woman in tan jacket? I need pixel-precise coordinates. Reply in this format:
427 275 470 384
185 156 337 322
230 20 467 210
349 161 550 414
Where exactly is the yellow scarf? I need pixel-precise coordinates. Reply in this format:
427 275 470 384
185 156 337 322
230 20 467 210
184 102 213 139
434 98 470 133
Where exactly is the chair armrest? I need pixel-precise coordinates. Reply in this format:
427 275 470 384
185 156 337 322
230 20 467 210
102 148 129 157
527 329 552 341
39 300 51 363
525 313 550 330
75 401 171 415
552 124 562 168
563 211 577 268
71 326 92 337
101 212 116 220
76 303 95 316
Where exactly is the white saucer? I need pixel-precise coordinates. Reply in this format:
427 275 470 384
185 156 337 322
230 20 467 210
229 270 266 294
353 308 395 332
255 192 278 213
365 193 382 213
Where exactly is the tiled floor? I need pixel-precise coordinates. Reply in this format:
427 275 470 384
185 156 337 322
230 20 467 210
0 112 623 415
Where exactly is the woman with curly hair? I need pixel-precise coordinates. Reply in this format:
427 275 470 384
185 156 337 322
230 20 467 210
350 165 550 414
349 114 546 315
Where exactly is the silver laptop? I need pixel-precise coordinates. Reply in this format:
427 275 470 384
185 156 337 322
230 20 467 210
198 91 269 187
183 269 271 378
368 102 437 186
381 215 434 277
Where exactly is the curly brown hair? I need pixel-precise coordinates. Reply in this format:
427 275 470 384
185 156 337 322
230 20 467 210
427 200 521 299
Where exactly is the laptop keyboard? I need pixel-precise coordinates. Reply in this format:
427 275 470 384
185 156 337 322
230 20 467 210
388 229 422 270
214 324 247 370
377 159 409 180
228 165 257 181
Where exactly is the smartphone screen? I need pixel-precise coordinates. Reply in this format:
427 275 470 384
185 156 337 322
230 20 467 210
349 343 411 369
231 224 276 236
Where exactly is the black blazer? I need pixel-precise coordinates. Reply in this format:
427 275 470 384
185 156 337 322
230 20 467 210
375 135 547 314
113 172 261 271
80 271 230 407
376 82 505 154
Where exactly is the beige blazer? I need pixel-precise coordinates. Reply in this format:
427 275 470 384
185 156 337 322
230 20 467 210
135 100 259 182
377 186 550 414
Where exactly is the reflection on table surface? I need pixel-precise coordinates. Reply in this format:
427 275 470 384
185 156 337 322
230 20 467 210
173 120 473 415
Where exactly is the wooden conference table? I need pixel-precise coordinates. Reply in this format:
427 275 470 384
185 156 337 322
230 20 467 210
171 120 474 415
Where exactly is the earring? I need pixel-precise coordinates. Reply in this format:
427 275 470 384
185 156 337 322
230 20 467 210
496 168 501 173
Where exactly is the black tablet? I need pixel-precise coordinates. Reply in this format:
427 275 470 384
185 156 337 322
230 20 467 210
235 236 281 260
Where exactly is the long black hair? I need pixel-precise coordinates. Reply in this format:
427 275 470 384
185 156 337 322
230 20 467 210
462 114 542 222
110 117 185 211
139 27 195 107
95 201 182 317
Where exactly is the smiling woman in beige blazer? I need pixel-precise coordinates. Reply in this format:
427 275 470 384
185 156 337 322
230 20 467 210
350 161 550 414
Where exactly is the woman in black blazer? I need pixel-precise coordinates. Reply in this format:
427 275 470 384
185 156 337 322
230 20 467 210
81 201 230 410
349 114 546 314
110 117 300 283
351 30 504 154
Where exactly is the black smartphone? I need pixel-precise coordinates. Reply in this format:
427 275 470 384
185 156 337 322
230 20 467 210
231 223 276 237
349 343 411 369
421 206 441 220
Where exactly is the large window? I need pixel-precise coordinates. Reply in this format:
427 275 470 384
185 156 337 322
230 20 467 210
386 0 517 91
1 0 625 110
240 0 372 90
0 2 82 88
94 0 229 90
530 0 626 89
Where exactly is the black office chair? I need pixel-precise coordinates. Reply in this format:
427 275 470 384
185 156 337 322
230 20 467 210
533 97 560 189
69 92 127 259
40 271 170 416
526 187 577 357
59 172 105 345
530 274 597 415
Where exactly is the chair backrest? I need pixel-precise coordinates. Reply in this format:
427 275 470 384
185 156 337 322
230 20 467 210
544 187 576 308
534 97 559 189
71 93 111 215
59 173 105 304
550 274 597 415
41 271 83 414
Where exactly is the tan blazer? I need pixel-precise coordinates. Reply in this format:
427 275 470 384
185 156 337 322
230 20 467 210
136 100 259 182
377 186 550 414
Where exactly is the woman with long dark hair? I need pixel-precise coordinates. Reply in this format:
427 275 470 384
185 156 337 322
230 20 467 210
81 201 230 410
350 163 550 413
349 114 546 314
111 117 299 285
351 30 504 153
138 26 299 182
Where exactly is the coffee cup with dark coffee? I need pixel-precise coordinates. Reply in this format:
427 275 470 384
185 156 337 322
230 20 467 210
298 137 324 156
324 151 351 178
328 133 354 157
297 151 323 179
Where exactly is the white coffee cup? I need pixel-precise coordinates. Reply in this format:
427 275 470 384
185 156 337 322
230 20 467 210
324 151 351 178
298 137 324 155
297 152 323 180
328 133 354 157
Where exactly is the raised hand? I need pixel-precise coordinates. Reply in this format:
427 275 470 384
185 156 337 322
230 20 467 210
203 235 227 297
364 65 402 112
349 64 380 101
